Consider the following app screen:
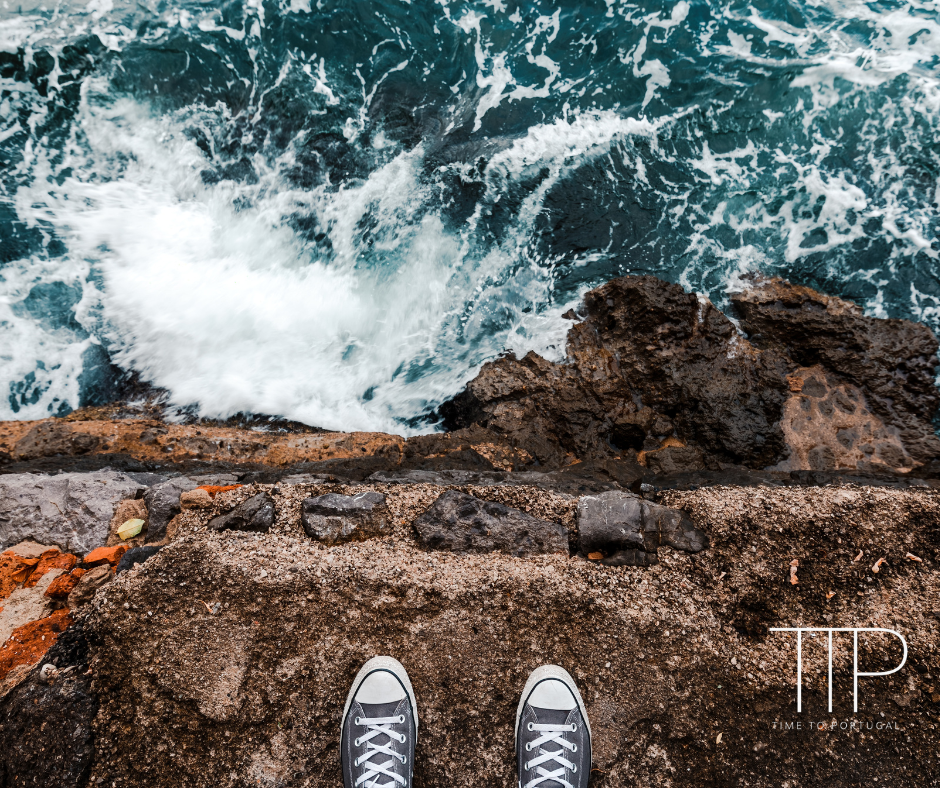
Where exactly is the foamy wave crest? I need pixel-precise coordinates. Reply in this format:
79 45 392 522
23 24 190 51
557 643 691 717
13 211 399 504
8 79 647 429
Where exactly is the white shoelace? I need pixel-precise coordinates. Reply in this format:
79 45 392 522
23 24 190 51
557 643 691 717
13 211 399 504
522 722 579 788
353 714 408 788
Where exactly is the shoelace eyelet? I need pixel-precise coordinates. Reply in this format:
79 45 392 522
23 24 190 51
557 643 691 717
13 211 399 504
354 716 362 725
400 755 407 765
525 743 532 752
572 765 578 774
398 733 406 743
571 744 578 753
570 723 577 732
398 715 405 723
527 722 534 731
354 737 361 747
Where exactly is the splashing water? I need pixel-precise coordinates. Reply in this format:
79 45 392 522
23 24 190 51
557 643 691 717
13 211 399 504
1 0 938 431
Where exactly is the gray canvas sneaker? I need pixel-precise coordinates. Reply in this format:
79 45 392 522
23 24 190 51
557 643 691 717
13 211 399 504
341 656 418 788
515 665 591 788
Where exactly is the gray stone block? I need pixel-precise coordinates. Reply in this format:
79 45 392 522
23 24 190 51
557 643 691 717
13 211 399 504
0 471 142 555
578 491 707 566
143 478 197 544
207 494 275 533
301 491 389 545
414 490 567 557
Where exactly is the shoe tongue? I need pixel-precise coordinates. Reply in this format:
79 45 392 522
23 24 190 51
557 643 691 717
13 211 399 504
530 707 570 726
359 700 403 719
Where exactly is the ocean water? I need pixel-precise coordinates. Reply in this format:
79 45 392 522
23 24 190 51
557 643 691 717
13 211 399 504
0 0 938 432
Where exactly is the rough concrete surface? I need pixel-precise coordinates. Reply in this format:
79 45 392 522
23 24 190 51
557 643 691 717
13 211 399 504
74 483 939 788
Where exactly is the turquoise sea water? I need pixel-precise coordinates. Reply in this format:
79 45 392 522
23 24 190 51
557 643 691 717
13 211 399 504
1 0 938 431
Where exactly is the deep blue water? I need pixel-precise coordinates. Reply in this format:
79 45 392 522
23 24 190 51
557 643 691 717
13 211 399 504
1 0 938 431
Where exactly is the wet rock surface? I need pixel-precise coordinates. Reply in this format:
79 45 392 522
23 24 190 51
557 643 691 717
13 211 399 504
414 490 568 557
0 471 142 554
79 484 939 788
441 275 793 468
578 491 708 566
207 492 276 533
0 278 936 484
0 619 96 788
300 491 389 545
441 275 940 473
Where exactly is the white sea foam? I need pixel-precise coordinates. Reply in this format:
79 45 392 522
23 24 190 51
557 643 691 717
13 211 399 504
8 87 660 428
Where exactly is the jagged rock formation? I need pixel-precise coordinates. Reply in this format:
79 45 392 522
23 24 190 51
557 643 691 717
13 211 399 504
732 278 940 465
0 276 936 480
441 276 940 472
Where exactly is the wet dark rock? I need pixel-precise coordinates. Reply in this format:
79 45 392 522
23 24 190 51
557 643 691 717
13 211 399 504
207 493 275 533
643 445 707 475
441 275 792 469
414 490 567 557
0 618 96 787
300 491 389 545
578 491 708 566
115 545 164 574
367 469 502 486
144 477 197 543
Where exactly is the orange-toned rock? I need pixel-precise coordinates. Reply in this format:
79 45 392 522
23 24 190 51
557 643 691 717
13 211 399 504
23 550 78 588
82 545 128 568
198 484 242 498
179 488 213 509
0 553 40 601
0 415 405 469
44 568 86 600
0 608 73 683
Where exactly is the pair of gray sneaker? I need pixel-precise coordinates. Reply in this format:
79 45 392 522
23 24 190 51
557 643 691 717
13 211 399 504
341 657 591 788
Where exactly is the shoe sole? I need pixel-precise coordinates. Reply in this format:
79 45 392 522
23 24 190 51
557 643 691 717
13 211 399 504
341 656 419 735
514 664 591 745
